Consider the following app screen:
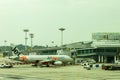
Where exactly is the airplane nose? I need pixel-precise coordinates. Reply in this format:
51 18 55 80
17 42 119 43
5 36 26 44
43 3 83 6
67 57 73 61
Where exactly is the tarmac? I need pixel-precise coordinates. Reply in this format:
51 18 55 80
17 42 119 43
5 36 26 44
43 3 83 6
0 64 120 80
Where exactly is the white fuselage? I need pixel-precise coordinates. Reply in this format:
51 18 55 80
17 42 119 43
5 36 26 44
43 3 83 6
18 55 73 63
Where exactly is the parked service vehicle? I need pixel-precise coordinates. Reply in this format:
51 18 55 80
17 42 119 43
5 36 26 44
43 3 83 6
0 64 13 68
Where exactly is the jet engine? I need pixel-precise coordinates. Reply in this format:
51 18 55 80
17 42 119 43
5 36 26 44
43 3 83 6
54 61 62 65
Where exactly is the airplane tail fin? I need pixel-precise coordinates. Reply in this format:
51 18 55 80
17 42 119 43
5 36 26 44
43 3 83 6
11 46 21 57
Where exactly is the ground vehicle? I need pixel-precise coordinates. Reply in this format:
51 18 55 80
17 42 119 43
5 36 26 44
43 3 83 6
0 64 13 68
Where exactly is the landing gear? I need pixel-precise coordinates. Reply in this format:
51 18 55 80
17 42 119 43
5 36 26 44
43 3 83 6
62 62 66 66
46 63 50 67
34 60 42 67
33 60 39 67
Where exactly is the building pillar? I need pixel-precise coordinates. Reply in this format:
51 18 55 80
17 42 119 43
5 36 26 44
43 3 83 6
114 56 117 63
104 56 107 63
98 55 101 63
117 56 120 61
101 56 104 63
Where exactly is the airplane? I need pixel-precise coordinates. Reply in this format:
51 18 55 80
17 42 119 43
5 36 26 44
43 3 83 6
10 46 73 67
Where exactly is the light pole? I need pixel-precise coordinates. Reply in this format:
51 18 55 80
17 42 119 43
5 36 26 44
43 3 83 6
59 28 65 46
23 29 29 51
29 33 34 50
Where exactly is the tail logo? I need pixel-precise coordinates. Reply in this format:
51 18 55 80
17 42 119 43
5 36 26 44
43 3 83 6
12 47 21 56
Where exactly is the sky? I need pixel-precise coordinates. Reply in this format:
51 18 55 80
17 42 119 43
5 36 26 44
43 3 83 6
0 0 120 46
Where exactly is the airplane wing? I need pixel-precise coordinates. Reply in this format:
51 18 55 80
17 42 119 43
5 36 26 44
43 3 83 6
38 57 62 66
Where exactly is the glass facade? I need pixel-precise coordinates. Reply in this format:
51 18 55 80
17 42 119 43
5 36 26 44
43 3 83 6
77 49 95 55
92 33 120 40
76 48 117 56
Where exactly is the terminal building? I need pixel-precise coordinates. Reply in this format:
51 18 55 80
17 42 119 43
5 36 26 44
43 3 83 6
63 32 120 63
91 32 120 63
